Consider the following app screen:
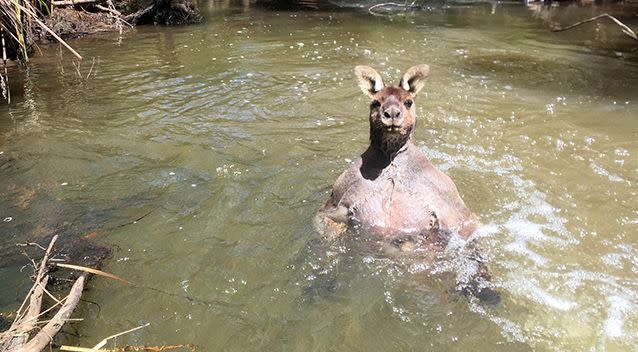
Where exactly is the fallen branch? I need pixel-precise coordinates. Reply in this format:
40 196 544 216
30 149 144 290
3 276 47 350
22 273 88 352
35 235 58 282
0 234 198 352
552 13 638 41
22 275 49 325
3 235 59 351
368 2 419 16
0 236 92 352
51 0 98 6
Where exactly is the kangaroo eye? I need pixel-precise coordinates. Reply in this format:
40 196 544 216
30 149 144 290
404 100 413 108
370 100 381 108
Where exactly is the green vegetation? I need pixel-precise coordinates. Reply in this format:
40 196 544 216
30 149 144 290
0 0 62 61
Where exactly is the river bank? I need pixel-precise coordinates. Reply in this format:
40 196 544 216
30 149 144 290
0 0 202 62
3 0 638 61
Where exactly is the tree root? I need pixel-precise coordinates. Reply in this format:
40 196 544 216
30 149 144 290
124 4 156 26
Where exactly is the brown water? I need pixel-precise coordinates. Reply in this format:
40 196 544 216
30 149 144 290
1 2 638 351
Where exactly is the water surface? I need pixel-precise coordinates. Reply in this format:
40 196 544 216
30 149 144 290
1 3 637 351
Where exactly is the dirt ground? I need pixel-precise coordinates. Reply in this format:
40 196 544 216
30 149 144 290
35 0 201 43
39 7 119 41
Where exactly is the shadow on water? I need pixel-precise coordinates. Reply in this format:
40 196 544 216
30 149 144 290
0 150 161 308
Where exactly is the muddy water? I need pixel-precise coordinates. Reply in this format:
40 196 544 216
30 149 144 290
1 3 638 351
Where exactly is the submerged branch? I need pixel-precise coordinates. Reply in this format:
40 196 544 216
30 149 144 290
60 343 197 351
552 13 638 41
22 273 88 352
0 235 91 352
3 235 59 350
368 2 419 16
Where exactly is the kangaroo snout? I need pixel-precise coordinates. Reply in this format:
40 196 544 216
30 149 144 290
382 106 402 121
381 104 403 127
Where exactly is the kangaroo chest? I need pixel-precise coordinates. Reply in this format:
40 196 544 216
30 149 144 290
343 162 438 239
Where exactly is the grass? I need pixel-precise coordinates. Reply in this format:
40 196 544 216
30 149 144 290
0 0 81 102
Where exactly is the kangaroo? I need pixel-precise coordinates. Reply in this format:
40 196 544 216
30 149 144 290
311 64 499 303
315 64 479 250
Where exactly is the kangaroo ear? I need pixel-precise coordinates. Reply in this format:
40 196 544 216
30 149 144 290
354 65 384 98
399 64 430 96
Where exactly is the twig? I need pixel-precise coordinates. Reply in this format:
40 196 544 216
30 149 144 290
86 57 96 79
552 13 638 41
60 347 109 352
11 2 83 59
59 45 66 75
96 2 121 15
73 60 82 78
88 323 150 352
368 2 419 16
38 281 63 306
116 207 157 228
95 4 134 28
15 242 47 251
30 292 68 322
22 276 49 327
51 0 98 6
56 263 133 285
36 235 58 283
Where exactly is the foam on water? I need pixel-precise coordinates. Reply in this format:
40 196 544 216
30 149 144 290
605 295 630 338
509 276 578 311
418 137 638 349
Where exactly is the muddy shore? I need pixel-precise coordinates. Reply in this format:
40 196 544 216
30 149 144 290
1 0 202 61
44 0 201 38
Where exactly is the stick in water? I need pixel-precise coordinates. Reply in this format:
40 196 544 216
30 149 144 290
552 13 638 41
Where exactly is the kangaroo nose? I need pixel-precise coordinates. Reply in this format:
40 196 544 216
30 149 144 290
383 108 402 121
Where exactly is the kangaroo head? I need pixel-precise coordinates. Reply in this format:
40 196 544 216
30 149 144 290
355 64 429 156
